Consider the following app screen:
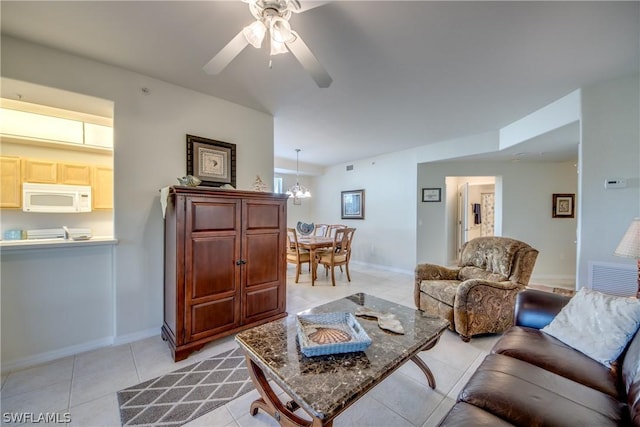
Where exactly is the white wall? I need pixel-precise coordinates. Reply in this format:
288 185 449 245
578 74 640 287
417 160 578 281
500 90 581 149
313 150 418 272
310 75 638 288
2 246 114 365
312 144 578 280
1 36 274 367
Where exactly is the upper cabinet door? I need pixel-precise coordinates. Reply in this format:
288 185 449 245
92 166 113 210
22 159 57 183
1 156 21 208
58 163 91 185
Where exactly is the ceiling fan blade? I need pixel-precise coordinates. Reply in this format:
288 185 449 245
292 1 330 13
286 33 332 88
203 31 249 75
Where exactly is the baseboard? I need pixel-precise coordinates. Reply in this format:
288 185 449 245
112 327 160 346
529 274 576 290
349 260 413 275
1 336 114 374
1 327 161 374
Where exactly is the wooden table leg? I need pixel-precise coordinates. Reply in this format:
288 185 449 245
410 355 436 389
311 248 317 286
244 354 329 426
409 336 442 389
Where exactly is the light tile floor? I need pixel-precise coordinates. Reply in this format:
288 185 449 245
1 264 500 427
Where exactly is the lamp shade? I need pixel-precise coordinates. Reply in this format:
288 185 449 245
270 38 289 56
270 17 294 43
614 218 640 259
242 20 266 48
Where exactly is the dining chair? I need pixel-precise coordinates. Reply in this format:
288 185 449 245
327 224 347 238
315 227 355 286
313 224 329 237
286 228 311 283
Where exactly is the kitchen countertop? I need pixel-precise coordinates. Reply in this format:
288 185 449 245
0 236 118 251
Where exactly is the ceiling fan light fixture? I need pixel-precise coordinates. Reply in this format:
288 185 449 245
270 38 289 56
203 0 332 87
270 17 294 43
242 20 267 48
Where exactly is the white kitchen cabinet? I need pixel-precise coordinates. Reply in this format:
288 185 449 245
0 109 84 144
84 123 113 148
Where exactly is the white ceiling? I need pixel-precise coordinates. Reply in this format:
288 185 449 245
1 1 638 167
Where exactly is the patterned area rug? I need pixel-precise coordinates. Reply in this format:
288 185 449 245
117 347 254 426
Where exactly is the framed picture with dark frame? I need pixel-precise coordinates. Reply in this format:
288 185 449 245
341 189 365 220
186 134 236 188
552 193 575 218
422 188 441 202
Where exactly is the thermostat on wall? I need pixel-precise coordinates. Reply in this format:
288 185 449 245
604 178 626 189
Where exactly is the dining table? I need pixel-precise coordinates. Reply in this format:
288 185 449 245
296 235 334 285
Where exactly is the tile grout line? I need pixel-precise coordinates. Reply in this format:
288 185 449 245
129 343 142 384
67 354 77 420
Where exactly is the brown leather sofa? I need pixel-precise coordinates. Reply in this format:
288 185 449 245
438 289 640 426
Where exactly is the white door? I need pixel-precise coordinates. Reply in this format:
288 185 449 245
457 183 469 255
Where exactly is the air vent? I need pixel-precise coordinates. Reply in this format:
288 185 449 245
346 165 354 171
588 261 636 297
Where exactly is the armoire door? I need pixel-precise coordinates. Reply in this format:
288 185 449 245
241 199 286 323
184 197 242 342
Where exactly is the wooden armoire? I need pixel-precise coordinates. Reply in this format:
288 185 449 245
162 186 288 361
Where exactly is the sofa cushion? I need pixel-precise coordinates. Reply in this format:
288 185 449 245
458 354 628 426
438 402 514 426
420 280 459 306
492 326 621 398
459 237 527 277
541 288 640 367
458 266 508 282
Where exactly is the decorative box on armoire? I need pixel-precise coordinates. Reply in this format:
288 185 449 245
162 186 288 361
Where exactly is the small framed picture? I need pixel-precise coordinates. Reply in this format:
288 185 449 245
552 193 575 218
422 188 441 202
186 134 236 188
341 189 365 220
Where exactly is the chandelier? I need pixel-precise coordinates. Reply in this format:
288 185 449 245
286 149 311 199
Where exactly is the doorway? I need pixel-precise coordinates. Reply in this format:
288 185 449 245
455 177 497 256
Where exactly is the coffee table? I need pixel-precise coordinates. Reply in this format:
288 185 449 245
235 293 450 427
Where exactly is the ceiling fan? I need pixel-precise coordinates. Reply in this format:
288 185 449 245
203 0 332 88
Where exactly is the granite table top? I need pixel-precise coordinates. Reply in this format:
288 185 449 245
235 293 450 421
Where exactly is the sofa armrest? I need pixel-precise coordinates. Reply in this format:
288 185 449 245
414 263 461 309
415 263 460 281
514 289 571 330
453 279 524 339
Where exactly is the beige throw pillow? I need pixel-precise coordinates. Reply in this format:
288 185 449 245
542 288 640 367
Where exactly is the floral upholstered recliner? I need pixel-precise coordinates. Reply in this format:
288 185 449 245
414 237 539 342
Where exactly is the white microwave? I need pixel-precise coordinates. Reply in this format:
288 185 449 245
22 183 92 213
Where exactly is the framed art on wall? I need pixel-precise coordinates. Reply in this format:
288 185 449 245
422 188 441 202
341 189 365 219
552 193 575 218
186 134 236 188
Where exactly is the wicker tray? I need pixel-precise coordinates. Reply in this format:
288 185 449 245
296 312 372 357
